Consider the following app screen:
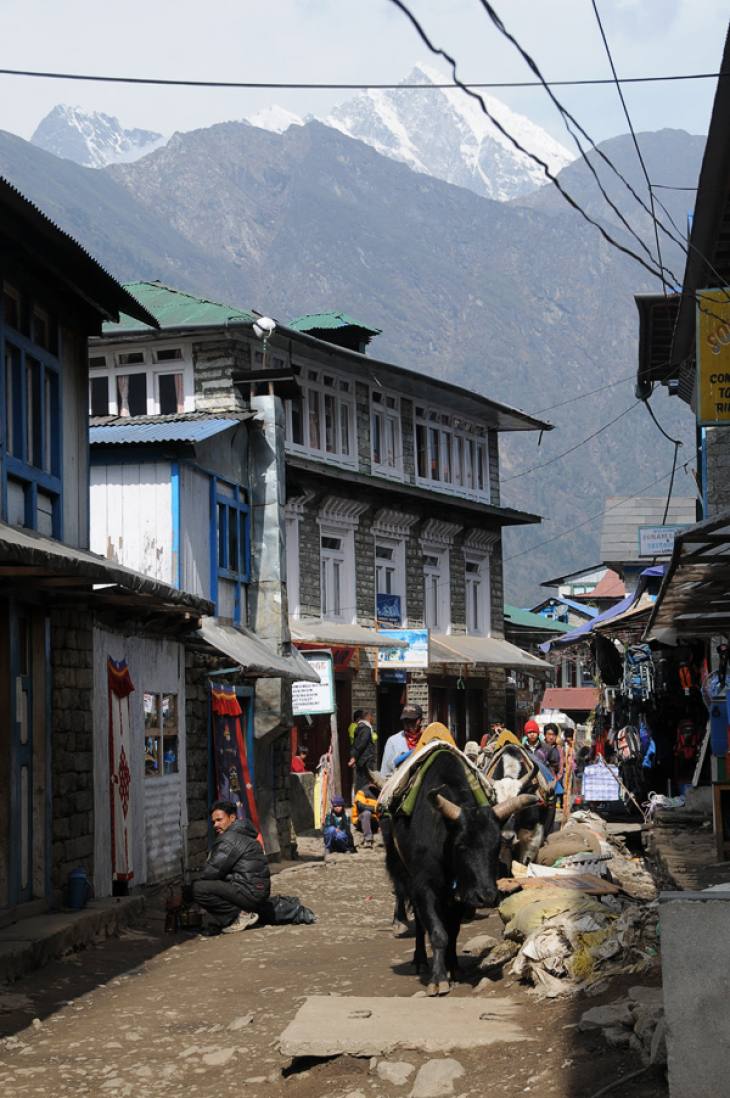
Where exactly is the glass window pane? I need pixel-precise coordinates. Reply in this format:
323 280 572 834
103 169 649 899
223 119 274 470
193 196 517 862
340 403 350 456
144 693 161 777
386 418 397 467
308 390 321 449
321 557 328 615
118 351 145 366
162 736 179 775
158 373 182 415
372 412 381 464
333 559 341 616
290 396 304 445
162 693 177 732
324 393 336 453
5 343 20 458
127 373 147 416
416 424 427 478
429 428 440 480
441 431 451 482
228 506 239 573
90 375 109 417
454 437 463 486
217 503 226 567
26 358 42 468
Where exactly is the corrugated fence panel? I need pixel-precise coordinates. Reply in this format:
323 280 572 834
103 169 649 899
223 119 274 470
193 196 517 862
144 778 184 883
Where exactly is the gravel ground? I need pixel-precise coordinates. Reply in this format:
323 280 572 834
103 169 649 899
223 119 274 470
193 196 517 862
0 839 667 1098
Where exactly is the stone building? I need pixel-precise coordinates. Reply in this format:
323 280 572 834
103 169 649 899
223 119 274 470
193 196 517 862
89 285 551 813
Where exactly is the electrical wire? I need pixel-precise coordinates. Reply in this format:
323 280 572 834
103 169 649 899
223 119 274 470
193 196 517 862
386 0 670 286
590 0 666 288
503 459 693 563
503 400 640 481
0 67 722 91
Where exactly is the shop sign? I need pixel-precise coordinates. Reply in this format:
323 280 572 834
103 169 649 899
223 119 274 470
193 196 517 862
697 289 730 425
291 651 334 716
376 593 402 626
295 643 359 672
378 628 429 670
638 524 686 557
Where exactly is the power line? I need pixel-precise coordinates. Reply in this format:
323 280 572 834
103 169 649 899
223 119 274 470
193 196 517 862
386 0 670 286
0 67 722 91
503 400 640 482
504 460 693 563
590 0 667 289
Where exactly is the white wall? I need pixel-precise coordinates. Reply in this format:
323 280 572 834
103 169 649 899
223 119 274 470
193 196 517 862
90 462 173 584
92 626 186 896
180 464 211 599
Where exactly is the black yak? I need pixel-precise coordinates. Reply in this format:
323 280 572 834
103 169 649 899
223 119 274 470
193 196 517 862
383 748 536 995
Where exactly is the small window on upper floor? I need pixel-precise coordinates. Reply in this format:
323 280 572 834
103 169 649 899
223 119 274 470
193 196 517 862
371 389 403 478
118 351 145 366
415 404 491 503
284 366 356 468
154 347 182 363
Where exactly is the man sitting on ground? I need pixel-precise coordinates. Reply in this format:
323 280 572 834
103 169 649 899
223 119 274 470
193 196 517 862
192 801 270 934
323 795 355 853
352 782 380 848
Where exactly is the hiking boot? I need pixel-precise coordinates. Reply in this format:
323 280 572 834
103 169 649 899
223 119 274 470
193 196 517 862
221 910 259 934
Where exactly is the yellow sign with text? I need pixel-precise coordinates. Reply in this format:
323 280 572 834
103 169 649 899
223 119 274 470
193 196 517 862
697 289 730 425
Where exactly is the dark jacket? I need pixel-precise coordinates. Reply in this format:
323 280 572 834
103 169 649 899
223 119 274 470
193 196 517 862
200 818 271 904
350 720 376 773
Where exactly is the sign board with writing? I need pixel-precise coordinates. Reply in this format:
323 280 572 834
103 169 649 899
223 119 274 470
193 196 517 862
638 525 686 557
376 593 402 627
377 629 429 670
291 651 333 716
697 290 730 425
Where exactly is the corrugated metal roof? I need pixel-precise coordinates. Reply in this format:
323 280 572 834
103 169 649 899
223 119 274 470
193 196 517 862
198 618 320 683
90 418 240 446
504 605 572 632
102 281 256 334
600 496 696 563
0 177 157 329
289 311 381 334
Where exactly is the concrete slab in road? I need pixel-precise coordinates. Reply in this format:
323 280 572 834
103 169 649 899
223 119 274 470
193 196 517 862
279 995 531 1058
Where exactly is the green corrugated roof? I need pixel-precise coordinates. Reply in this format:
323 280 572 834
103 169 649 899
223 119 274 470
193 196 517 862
504 604 572 632
102 281 257 334
289 311 381 335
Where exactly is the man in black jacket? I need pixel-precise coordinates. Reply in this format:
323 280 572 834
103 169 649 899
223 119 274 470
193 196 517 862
192 801 270 934
348 708 376 794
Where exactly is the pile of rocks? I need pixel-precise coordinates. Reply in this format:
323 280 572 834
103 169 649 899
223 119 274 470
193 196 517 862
578 985 666 1066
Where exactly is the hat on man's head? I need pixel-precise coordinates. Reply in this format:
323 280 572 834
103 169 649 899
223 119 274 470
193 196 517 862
400 703 423 721
524 719 540 734
331 795 346 808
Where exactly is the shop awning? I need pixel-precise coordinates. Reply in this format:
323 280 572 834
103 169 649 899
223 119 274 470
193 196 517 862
592 592 656 637
198 617 321 682
290 617 407 649
429 633 552 673
646 510 730 638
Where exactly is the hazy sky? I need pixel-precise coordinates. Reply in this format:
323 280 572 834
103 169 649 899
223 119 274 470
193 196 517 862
1 0 727 145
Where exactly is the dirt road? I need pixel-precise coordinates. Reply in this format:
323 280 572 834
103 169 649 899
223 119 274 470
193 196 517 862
0 841 666 1097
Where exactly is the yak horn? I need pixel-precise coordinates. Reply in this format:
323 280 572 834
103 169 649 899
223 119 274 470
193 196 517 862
430 791 463 822
368 769 385 790
492 793 540 822
518 762 538 793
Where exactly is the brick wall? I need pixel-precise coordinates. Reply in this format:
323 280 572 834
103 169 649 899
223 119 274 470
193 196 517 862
50 608 94 890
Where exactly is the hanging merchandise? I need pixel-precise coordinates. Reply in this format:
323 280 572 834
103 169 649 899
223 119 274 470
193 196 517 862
624 645 654 702
210 683 261 836
675 718 702 763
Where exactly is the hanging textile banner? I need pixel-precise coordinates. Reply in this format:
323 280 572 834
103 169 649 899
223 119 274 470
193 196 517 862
107 657 135 882
210 683 260 832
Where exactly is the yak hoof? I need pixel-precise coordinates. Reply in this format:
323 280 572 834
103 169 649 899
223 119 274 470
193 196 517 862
438 980 451 996
426 982 439 997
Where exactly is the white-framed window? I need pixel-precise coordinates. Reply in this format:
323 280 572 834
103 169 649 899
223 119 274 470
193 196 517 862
423 547 450 633
414 404 490 501
371 388 403 478
465 553 491 636
285 366 356 467
320 525 355 623
374 536 406 622
88 344 194 417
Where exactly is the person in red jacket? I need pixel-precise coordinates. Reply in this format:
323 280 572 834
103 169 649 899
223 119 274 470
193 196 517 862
291 746 309 773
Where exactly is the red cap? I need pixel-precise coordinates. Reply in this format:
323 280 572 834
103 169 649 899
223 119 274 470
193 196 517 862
524 719 540 734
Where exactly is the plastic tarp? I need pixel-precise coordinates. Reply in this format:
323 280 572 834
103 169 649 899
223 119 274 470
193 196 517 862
289 618 407 649
540 565 665 652
430 633 552 672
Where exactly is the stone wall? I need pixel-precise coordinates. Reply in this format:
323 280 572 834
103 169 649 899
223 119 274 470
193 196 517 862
706 426 730 514
50 608 94 891
184 649 214 868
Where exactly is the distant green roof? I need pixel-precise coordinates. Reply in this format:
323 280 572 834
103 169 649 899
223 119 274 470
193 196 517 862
504 604 572 633
102 281 256 335
289 311 381 335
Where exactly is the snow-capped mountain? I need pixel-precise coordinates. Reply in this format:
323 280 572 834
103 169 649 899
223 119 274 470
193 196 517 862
31 105 166 169
323 64 575 201
246 105 303 134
